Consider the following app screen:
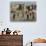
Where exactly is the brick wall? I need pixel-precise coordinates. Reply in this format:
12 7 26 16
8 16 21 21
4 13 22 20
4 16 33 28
0 35 23 46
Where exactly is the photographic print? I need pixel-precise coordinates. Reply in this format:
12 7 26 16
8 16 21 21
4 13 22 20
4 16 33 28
10 2 37 22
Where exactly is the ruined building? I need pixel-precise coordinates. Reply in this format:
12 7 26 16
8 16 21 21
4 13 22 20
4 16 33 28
0 28 23 46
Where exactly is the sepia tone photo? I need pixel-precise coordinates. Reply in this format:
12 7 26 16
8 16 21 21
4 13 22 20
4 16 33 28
10 2 37 22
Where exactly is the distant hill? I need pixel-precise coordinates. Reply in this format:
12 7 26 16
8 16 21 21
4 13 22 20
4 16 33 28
32 38 46 43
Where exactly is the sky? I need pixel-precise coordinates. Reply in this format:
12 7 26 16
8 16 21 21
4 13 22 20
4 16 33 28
0 0 46 45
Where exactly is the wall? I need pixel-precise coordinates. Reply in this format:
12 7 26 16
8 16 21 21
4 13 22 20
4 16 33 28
33 43 46 46
0 0 46 45
0 35 23 46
